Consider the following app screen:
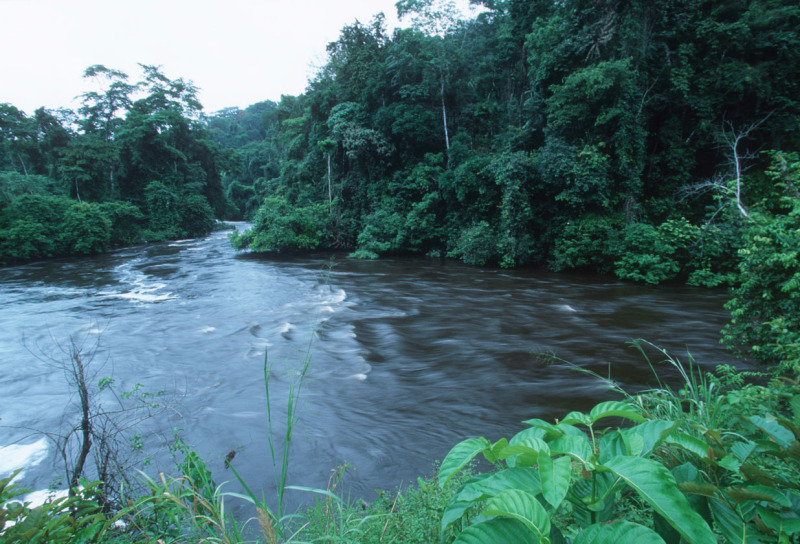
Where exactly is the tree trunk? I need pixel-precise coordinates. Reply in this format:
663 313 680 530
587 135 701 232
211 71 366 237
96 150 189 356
109 164 115 197
70 349 92 494
17 153 28 176
440 70 450 156
327 153 333 211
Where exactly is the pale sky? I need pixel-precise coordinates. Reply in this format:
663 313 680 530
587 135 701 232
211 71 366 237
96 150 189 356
0 0 478 116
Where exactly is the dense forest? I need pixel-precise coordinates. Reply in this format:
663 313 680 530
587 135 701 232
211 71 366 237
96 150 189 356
0 65 231 262
216 0 800 369
3 2 800 542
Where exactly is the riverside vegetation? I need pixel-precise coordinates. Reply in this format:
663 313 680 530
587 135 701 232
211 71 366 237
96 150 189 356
3 0 800 542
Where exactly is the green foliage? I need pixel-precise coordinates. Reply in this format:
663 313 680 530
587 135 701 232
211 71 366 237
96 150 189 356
437 398 715 544
98 201 145 246
448 221 500 266
230 196 331 252
178 193 216 238
724 153 800 371
62 202 112 255
551 215 624 275
0 470 120 544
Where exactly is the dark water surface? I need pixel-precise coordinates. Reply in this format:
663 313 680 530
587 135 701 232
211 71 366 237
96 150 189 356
0 225 737 509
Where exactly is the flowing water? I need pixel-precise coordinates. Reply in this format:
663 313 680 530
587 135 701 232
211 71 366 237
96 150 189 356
0 225 739 510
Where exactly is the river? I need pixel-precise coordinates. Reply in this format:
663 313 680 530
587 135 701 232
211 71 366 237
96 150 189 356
0 225 738 511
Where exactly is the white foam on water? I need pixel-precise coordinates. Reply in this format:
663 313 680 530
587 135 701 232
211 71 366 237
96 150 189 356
328 288 346 304
279 323 295 335
99 274 176 303
349 373 368 381
557 304 577 313
0 438 49 481
199 326 216 334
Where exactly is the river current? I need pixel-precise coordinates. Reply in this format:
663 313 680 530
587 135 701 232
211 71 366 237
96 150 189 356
0 225 737 510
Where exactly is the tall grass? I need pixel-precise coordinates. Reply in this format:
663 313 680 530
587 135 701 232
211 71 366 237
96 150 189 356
224 346 314 542
628 340 727 431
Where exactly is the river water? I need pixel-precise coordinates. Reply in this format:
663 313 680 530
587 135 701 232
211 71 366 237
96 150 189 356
0 225 738 510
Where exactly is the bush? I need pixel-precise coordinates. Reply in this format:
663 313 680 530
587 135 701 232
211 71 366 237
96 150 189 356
99 201 146 246
61 202 112 254
551 214 624 274
448 221 500 266
178 194 215 238
0 219 57 261
144 180 180 237
230 196 331 252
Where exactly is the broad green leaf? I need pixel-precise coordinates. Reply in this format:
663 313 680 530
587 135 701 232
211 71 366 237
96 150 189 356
599 430 628 462
500 437 550 467
457 467 543 503
539 454 572 509
588 401 645 424
665 433 712 460
561 410 592 426
730 440 758 462
443 467 546 531
602 456 715 544
481 489 551 543
549 434 595 469
718 454 743 473
439 437 492 485
523 418 565 440
575 521 666 544
442 500 473 531
747 415 795 447
709 497 760 544
670 462 700 484
484 438 509 463
454 517 541 544
600 429 643 461
755 504 800 535
499 445 542 468
624 431 645 457
628 420 679 455
555 423 586 437
510 426 548 445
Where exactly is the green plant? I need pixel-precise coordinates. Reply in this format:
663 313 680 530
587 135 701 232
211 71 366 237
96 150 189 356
230 196 331 253
570 343 800 544
723 152 800 373
1 469 123 544
437 399 714 543
224 348 320 543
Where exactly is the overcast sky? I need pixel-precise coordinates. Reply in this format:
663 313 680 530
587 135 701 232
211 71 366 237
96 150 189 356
0 0 479 116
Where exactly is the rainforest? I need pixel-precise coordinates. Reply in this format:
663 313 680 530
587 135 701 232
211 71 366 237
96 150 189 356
2 0 800 542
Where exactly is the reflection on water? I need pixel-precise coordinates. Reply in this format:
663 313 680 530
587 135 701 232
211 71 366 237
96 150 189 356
0 226 740 509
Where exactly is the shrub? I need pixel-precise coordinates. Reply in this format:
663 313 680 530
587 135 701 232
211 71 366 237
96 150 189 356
723 152 800 372
99 201 146 246
178 194 215 238
230 196 331 252
448 221 500 266
61 201 112 254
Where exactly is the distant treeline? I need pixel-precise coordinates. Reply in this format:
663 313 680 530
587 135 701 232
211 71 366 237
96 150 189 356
0 64 230 263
